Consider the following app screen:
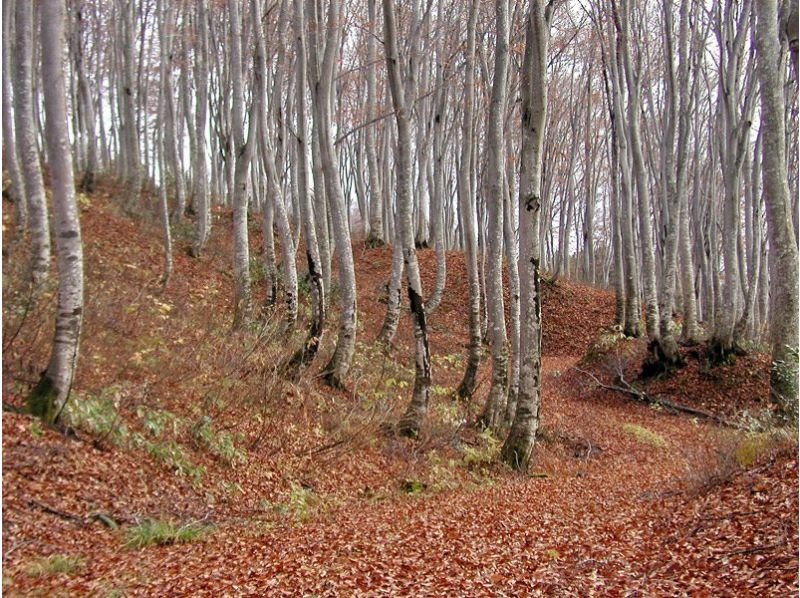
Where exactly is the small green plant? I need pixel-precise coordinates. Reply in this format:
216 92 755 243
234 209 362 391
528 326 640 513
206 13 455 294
400 478 426 495
427 451 459 492
64 389 128 445
29 419 43 438
622 423 667 448
138 437 206 483
288 482 318 521
136 406 178 438
219 480 243 497
463 428 501 464
124 519 209 549
432 400 464 427
21 554 84 578
192 416 247 465
772 346 799 423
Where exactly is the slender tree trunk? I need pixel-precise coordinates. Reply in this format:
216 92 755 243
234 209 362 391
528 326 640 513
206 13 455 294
253 0 298 329
618 0 662 353
501 0 551 471
289 0 326 372
120 0 142 208
156 0 173 285
2 0 27 237
456 0 481 400
384 0 431 437
479 0 510 432
15 0 51 284
503 151 521 424
425 39 447 315
378 231 404 344
28 0 84 425
228 0 256 330
364 0 384 248
191 0 211 257
310 0 358 388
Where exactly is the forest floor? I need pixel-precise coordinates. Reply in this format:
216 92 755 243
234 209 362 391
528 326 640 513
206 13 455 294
2 181 798 596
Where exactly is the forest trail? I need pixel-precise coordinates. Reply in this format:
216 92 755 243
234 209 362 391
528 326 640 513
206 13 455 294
3 187 797 596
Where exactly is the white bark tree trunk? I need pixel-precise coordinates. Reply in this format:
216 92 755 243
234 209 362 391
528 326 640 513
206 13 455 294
15 0 51 284
501 0 552 471
28 0 84 425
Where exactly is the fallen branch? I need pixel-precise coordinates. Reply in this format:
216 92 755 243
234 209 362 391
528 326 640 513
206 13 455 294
722 541 784 556
27 499 84 525
571 366 737 427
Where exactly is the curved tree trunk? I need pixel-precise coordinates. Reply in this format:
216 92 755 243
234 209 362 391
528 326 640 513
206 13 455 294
289 0 326 372
310 0 357 389
384 0 431 437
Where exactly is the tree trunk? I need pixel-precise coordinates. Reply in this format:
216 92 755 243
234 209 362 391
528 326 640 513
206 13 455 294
15 0 51 284
501 0 551 471
383 0 431 437
456 0 481 400
228 0 256 330
27 0 84 425
479 0 510 432
755 0 799 421
191 0 211 257
2 0 27 237
289 0 326 372
310 0 358 389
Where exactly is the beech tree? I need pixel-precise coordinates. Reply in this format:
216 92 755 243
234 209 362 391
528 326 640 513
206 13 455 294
754 0 799 421
27 0 84 425
384 0 431 437
502 0 553 471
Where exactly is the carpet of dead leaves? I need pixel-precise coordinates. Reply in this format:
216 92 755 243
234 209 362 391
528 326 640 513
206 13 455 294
2 183 797 596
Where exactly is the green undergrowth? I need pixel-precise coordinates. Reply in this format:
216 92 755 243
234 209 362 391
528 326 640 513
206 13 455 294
63 386 247 485
124 518 210 549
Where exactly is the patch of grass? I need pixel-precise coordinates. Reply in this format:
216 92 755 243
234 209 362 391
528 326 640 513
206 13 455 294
21 554 84 578
124 519 209 549
622 423 667 448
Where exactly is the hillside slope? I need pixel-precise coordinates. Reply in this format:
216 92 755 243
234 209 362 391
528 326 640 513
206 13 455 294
2 187 796 596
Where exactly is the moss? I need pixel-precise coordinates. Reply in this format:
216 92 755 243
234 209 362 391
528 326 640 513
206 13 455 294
26 375 59 425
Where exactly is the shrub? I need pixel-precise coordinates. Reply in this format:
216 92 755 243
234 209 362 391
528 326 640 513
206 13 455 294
124 519 209 549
